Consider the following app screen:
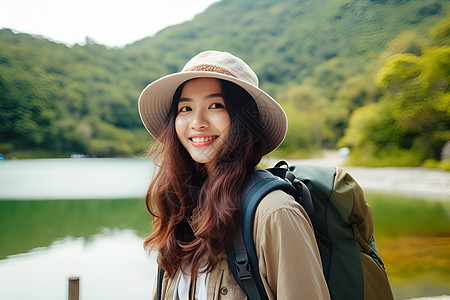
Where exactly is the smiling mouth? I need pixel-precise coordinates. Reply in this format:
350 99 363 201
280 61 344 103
190 136 218 143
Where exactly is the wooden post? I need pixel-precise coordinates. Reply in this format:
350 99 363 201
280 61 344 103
68 277 79 300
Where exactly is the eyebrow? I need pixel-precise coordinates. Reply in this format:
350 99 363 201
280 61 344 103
179 93 224 103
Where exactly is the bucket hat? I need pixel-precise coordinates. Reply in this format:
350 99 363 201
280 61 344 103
138 50 287 154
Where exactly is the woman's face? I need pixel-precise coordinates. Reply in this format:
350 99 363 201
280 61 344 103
175 78 231 174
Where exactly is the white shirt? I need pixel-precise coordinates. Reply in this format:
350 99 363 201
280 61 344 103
173 271 210 300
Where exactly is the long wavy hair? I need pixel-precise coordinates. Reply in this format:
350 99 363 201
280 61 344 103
143 79 265 278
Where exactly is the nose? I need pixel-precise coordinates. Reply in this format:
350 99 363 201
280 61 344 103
191 110 209 130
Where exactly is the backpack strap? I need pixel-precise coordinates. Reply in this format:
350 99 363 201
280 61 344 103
156 266 164 300
267 161 314 215
228 222 264 300
226 169 302 300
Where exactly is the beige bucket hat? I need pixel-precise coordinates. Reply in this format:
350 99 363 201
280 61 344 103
138 50 287 154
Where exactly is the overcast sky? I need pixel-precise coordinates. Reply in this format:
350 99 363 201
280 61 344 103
0 0 220 47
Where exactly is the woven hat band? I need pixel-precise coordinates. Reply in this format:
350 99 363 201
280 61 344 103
183 64 237 78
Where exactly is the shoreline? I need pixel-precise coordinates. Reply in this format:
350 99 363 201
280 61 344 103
0 155 448 201
266 151 450 202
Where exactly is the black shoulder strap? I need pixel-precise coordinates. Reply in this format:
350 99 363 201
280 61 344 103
226 169 301 300
156 266 164 300
227 221 264 300
267 161 314 215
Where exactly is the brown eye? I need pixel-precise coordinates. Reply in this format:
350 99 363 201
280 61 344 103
178 106 192 113
210 103 225 109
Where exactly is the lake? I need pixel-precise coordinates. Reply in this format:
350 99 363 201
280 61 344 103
0 158 449 300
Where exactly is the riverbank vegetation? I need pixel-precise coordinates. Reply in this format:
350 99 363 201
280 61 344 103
0 0 448 169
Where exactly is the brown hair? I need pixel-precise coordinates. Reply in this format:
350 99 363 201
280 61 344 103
144 79 265 278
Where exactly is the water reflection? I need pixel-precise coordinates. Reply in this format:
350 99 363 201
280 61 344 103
0 199 155 300
0 199 151 259
0 193 449 299
366 193 450 300
0 229 157 300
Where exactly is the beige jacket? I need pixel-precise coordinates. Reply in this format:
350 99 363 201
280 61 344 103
153 190 330 299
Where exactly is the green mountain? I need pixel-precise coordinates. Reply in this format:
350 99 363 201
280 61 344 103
0 0 448 160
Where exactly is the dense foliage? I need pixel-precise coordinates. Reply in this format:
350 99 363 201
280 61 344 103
339 16 450 167
0 0 448 166
0 33 150 157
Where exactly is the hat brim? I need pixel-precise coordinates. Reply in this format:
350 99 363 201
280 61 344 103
138 71 287 155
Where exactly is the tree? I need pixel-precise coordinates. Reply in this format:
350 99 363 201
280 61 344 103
340 46 450 165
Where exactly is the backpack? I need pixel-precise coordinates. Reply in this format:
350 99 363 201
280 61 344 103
225 161 394 300
155 161 394 300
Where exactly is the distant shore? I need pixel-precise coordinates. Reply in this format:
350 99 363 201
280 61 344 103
267 151 450 202
0 155 448 201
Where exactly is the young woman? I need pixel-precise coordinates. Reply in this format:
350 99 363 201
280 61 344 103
138 51 330 299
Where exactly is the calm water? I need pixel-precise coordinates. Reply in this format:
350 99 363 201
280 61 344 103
0 159 449 300
0 158 154 200
0 199 157 300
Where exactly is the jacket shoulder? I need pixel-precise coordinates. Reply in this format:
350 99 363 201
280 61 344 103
254 189 311 226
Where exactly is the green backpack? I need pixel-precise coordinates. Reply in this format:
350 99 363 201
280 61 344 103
225 161 394 300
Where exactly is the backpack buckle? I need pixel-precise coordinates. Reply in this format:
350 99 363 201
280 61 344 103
235 259 253 280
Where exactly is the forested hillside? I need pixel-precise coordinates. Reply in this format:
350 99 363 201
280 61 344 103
0 0 448 167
